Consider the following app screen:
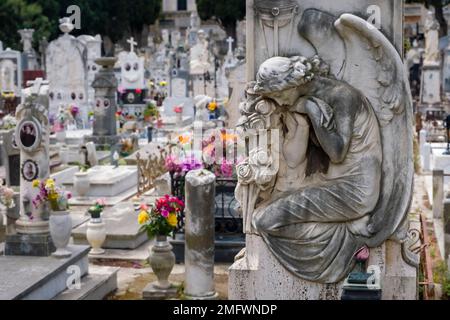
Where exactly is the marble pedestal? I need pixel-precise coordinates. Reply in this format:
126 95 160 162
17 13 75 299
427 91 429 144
4 233 55 257
228 235 418 300
142 282 179 300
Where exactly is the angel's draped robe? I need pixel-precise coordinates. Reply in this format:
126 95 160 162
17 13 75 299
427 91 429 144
253 96 382 283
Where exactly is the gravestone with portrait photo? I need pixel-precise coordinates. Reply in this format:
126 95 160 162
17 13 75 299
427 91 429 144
4 78 55 256
85 57 120 147
117 37 148 123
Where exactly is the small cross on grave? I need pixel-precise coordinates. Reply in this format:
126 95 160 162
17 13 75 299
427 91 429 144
226 37 235 55
127 37 138 53
26 78 49 98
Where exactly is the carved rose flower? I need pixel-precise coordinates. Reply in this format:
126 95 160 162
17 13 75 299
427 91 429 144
236 160 254 185
249 148 272 167
255 100 274 116
248 114 266 130
255 168 275 188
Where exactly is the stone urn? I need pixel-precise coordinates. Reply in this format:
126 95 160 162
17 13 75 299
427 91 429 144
149 235 176 290
86 219 106 255
49 210 73 258
74 171 90 199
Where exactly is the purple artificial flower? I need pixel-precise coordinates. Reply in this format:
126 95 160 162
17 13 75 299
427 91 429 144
180 156 203 173
220 160 234 178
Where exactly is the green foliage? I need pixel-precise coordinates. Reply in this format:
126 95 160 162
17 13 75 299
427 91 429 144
144 102 159 118
433 260 450 299
0 0 52 50
196 0 245 37
0 0 162 50
140 214 174 239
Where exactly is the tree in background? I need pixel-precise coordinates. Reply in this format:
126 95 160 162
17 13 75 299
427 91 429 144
406 0 450 37
0 0 52 50
0 0 162 52
196 0 246 41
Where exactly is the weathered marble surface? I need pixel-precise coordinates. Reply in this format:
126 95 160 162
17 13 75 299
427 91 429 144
230 0 416 299
184 169 218 299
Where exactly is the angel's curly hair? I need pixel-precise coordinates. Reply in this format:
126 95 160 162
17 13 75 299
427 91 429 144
253 55 330 94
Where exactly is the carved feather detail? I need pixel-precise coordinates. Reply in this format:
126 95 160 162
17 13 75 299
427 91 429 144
334 14 408 127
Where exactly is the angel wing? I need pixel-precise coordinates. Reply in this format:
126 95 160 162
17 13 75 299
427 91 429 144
299 11 414 247
334 14 409 126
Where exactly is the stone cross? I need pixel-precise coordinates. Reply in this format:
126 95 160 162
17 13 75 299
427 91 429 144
226 37 234 55
27 78 48 96
127 37 137 53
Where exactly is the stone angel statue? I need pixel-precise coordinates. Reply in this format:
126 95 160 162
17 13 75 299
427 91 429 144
235 10 414 283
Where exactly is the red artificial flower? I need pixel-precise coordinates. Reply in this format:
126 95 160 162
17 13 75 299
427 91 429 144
135 88 142 94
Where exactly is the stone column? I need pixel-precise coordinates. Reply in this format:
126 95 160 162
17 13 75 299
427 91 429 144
419 129 427 152
444 200 450 268
433 170 444 219
422 143 431 171
184 169 218 299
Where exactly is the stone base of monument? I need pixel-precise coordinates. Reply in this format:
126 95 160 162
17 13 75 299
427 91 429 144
0 245 89 299
229 235 344 299
171 233 245 263
50 129 92 145
0 245 118 300
4 233 56 257
53 265 119 300
142 282 179 300
368 241 418 300
228 235 418 300
72 202 147 249
84 135 120 149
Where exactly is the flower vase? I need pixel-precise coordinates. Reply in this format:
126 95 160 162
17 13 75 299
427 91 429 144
86 218 106 255
49 210 73 258
149 235 175 290
74 171 90 199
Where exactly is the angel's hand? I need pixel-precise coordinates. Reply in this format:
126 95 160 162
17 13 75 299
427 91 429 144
289 98 308 114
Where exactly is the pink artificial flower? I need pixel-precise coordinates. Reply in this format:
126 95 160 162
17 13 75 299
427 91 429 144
355 246 370 262
96 198 106 206
220 160 234 178
161 209 169 218
140 203 149 211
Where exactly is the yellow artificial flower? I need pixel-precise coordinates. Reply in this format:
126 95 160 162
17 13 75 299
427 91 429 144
138 211 149 224
207 101 217 111
32 180 40 188
167 213 178 227
45 179 55 189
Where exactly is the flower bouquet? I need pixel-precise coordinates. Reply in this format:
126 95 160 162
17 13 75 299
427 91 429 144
138 195 185 238
88 198 106 219
32 179 71 211
0 115 17 130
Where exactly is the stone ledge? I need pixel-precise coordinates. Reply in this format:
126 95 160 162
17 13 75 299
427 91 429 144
0 245 90 300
